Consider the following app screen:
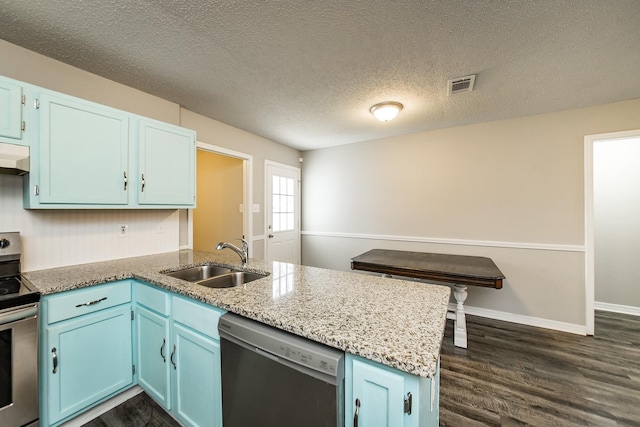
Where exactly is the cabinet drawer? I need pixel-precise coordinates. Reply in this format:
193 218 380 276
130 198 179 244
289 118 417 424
172 296 225 340
135 282 170 316
46 281 132 324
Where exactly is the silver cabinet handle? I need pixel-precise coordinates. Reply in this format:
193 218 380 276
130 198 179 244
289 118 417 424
354 398 360 427
160 338 166 363
75 297 107 308
52 348 58 374
141 173 145 192
123 171 128 190
170 344 176 370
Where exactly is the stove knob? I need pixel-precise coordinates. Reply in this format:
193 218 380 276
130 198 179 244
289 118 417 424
0 239 9 249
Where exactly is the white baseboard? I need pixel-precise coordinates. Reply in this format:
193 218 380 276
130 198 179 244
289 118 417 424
449 303 587 335
594 301 640 316
60 386 144 427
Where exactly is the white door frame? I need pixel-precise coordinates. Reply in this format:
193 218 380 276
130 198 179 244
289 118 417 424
188 142 253 255
584 128 640 335
264 160 301 263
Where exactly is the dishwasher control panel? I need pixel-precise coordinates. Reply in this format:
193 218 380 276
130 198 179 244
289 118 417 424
219 313 344 379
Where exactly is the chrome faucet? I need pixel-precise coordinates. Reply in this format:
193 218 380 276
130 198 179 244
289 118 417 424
216 238 248 267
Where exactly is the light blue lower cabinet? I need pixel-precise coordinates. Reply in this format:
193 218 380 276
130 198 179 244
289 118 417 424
39 282 134 427
172 322 222 427
135 305 171 409
133 281 224 427
345 353 440 427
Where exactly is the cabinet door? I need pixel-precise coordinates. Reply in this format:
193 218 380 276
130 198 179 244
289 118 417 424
173 322 222 427
137 119 195 206
136 305 171 410
0 77 23 141
348 355 406 427
46 304 133 424
37 92 129 204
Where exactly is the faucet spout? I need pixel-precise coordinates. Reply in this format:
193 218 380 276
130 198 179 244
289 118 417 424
216 238 248 267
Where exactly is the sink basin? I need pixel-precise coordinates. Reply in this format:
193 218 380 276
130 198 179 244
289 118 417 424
165 265 233 282
197 271 268 288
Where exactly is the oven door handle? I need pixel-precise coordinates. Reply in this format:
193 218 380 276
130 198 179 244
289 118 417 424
0 304 38 326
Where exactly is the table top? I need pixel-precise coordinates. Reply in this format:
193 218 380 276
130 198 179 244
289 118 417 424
351 249 505 289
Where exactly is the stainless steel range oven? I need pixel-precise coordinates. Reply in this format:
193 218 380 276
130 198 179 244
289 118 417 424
0 232 40 427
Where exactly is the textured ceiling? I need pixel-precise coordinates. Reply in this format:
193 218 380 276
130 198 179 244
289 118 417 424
1 1 639 151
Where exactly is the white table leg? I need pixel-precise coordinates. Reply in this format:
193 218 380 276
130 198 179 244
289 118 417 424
447 284 468 348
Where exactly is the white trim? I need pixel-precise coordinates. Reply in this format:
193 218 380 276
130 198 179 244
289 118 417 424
264 160 302 264
60 386 144 427
448 303 587 335
191 142 253 255
584 129 640 336
253 234 265 241
594 301 640 317
301 230 585 252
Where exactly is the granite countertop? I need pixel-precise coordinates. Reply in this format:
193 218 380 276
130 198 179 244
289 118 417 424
23 250 450 378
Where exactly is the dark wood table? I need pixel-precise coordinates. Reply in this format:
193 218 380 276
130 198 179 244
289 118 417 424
351 249 505 348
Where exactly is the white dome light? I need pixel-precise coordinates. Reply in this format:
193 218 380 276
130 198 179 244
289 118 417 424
369 101 403 122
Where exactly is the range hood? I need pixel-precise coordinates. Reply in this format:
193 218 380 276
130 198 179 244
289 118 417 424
0 143 29 176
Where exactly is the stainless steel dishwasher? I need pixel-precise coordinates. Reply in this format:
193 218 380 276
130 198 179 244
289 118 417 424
219 313 344 427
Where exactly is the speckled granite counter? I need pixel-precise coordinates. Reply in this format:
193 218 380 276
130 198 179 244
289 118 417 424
23 250 450 378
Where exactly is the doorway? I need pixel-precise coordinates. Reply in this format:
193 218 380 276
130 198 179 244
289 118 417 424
189 143 253 256
265 160 301 264
584 129 640 334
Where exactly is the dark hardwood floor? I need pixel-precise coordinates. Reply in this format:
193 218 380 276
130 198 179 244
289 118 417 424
439 311 640 427
83 311 639 427
82 392 180 427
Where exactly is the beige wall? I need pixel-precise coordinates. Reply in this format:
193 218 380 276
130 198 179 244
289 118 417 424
194 151 244 252
594 137 640 309
301 98 640 329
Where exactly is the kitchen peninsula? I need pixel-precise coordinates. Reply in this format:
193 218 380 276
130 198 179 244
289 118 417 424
24 250 450 427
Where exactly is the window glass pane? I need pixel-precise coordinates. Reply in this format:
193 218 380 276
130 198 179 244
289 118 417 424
286 178 294 196
273 176 280 194
273 194 280 213
287 195 294 213
279 195 286 213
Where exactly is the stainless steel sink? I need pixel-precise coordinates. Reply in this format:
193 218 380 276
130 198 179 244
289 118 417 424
165 265 233 282
164 264 269 288
197 271 268 288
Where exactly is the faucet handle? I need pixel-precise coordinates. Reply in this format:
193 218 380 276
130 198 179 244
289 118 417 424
237 237 249 254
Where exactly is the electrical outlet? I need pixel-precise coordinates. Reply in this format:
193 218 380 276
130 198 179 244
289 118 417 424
252 204 260 213
119 225 128 238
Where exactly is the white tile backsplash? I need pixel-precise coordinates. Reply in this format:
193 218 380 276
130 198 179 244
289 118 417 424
0 174 180 271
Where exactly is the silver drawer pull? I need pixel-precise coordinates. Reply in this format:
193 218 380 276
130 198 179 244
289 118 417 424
75 297 107 308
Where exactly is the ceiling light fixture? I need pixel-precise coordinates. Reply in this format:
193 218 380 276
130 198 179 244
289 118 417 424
369 101 403 122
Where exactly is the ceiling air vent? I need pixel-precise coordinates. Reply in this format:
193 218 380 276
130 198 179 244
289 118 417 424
447 74 476 96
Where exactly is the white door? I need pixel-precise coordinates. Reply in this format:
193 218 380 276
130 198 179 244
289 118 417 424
266 161 301 264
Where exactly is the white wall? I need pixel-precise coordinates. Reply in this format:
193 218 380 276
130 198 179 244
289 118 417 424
301 98 640 331
594 137 640 309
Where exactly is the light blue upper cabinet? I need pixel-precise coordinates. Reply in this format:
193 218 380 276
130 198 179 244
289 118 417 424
137 119 196 206
0 76 25 144
36 92 130 205
16 78 197 209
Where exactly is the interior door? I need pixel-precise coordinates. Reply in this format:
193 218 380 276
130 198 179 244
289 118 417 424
266 162 300 264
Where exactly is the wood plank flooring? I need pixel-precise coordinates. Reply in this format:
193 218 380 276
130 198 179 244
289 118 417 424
83 311 639 427
439 311 640 426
